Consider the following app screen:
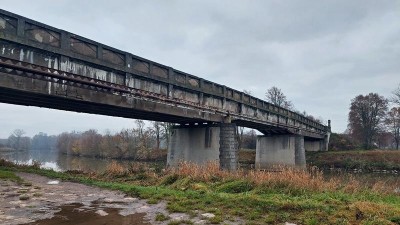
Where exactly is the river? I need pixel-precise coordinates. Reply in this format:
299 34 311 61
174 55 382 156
0 150 165 173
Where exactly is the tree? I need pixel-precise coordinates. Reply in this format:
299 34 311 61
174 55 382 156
386 107 400 150
265 86 293 110
135 120 145 139
116 128 138 159
348 93 388 149
161 122 173 147
392 84 400 105
152 122 162 150
8 129 29 151
79 129 102 156
242 129 257 149
30 132 57 151
99 130 115 158
237 126 245 150
328 133 357 151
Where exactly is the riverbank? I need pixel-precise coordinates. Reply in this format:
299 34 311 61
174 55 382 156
307 150 400 172
0 169 238 225
1 159 399 225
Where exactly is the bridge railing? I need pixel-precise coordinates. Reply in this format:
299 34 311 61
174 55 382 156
0 9 329 134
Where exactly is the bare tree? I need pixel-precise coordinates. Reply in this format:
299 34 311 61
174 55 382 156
386 107 400 150
392 84 400 105
265 86 293 110
79 129 102 156
116 128 137 159
348 93 388 149
8 129 28 151
152 121 162 150
99 129 115 158
135 120 145 139
161 122 173 147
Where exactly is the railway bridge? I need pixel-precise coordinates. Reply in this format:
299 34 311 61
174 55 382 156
0 9 330 170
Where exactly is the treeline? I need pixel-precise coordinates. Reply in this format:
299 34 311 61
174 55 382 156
330 85 400 150
1 130 57 151
57 121 172 160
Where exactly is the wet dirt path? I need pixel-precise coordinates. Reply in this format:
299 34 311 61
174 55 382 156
0 172 242 225
25 203 150 225
0 173 169 225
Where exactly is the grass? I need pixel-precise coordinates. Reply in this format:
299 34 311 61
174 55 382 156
155 213 170 221
0 169 22 183
0 159 399 224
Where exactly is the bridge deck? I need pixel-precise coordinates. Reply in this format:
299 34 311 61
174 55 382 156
0 9 329 138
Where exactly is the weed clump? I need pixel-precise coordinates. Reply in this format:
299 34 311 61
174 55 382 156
155 213 170 221
161 174 179 186
216 180 254 193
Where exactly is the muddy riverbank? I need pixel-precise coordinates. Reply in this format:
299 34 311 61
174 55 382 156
1 158 399 225
0 172 232 225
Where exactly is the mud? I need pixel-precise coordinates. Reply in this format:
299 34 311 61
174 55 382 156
25 203 150 225
0 172 242 225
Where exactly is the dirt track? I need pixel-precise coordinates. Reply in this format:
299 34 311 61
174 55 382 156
0 173 191 225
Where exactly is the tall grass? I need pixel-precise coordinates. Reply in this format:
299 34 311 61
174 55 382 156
100 160 399 195
169 162 354 194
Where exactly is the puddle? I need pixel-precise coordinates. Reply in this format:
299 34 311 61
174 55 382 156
26 203 151 225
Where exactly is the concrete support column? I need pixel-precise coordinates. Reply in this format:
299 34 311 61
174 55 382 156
256 135 305 169
219 123 238 170
167 125 220 167
295 136 306 167
323 132 331 151
304 133 330 152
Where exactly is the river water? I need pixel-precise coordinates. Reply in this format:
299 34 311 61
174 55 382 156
0 150 164 173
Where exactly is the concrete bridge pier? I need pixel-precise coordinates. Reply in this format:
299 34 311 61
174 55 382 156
167 125 220 167
167 123 238 170
304 139 325 152
219 123 238 170
255 135 306 169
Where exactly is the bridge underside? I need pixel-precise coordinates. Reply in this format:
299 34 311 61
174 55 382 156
0 84 207 125
0 67 322 138
0 71 219 125
0 82 323 139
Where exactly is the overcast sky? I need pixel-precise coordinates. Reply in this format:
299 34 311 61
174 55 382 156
1 0 399 138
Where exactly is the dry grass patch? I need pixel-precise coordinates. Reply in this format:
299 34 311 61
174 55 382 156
167 162 398 195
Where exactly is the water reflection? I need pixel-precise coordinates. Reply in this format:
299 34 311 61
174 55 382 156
0 150 165 173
